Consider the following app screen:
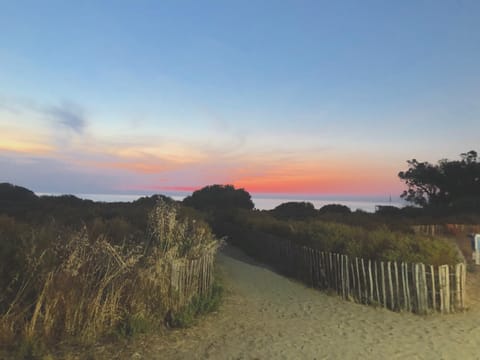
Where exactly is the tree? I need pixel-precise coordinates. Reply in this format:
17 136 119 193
318 204 351 215
183 184 254 212
0 183 38 203
272 201 316 220
398 150 480 209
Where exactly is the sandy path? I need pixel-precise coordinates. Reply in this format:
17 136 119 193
3 244 479 360
107 245 480 360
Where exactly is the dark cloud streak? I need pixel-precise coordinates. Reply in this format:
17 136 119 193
0 95 88 134
47 101 87 134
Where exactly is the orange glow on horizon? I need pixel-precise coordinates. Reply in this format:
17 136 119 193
117 162 401 196
232 161 401 195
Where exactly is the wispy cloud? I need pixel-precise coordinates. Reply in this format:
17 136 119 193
46 101 87 134
0 95 88 134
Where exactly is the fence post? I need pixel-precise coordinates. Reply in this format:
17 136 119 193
455 263 466 311
387 261 394 310
361 258 367 303
461 262 466 310
328 252 333 289
394 261 400 311
439 265 450 314
340 255 345 299
430 265 436 311
414 263 428 314
355 258 362 302
345 255 351 300
350 259 356 300
368 260 373 304
401 262 407 311
381 261 386 308
336 253 341 295
374 261 380 305
170 260 179 308
308 249 317 288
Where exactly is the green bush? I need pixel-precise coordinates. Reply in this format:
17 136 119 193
170 281 223 328
115 314 152 338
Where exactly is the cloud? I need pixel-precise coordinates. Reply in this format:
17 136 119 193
46 101 87 134
0 94 88 134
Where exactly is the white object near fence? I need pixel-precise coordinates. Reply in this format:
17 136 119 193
471 234 480 265
473 250 480 265
473 234 480 251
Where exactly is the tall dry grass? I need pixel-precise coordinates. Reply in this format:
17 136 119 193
0 199 220 352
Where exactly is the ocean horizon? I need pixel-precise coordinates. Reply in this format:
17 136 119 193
36 192 405 213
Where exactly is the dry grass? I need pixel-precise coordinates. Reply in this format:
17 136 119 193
0 200 220 354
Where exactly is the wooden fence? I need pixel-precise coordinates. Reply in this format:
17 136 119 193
244 235 466 314
168 249 217 311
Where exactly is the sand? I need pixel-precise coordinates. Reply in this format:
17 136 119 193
91 244 478 360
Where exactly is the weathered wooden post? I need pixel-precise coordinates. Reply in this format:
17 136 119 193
438 265 450 313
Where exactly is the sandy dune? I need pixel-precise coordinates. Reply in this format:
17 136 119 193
97 245 478 360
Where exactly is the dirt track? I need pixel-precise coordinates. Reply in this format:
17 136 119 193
96 245 480 360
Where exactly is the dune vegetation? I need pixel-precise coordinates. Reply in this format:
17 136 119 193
0 189 222 358
232 210 460 266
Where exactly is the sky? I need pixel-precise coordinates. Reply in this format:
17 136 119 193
1 0 479 199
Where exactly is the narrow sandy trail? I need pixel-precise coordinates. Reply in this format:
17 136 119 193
119 245 480 360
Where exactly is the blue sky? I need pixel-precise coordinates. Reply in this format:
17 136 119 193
1 1 479 197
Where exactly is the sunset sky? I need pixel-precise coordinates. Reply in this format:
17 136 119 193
1 1 479 198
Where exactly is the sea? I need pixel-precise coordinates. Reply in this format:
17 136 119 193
37 192 405 213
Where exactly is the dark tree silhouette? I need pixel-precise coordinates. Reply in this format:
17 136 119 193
0 183 38 202
318 204 351 215
375 205 401 216
398 150 480 210
272 201 316 220
183 184 254 211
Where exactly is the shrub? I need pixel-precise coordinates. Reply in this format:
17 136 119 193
318 204 351 215
234 212 459 266
183 184 254 212
169 281 223 328
271 202 316 220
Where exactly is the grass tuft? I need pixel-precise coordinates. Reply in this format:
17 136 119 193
169 281 223 328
